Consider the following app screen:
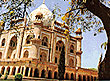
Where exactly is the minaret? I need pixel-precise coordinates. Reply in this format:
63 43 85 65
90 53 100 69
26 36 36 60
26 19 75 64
75 28 83 68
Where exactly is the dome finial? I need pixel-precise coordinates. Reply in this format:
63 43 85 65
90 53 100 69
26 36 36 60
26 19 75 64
43 0 45 4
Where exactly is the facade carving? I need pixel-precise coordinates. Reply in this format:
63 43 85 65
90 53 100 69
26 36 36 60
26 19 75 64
0 1 98 81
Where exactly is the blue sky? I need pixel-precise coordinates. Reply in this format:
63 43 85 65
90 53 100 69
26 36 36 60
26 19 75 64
30 0 108 69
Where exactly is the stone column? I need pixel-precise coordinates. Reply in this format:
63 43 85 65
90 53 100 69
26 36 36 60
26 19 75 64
50 32 54 63
52 72 54 79
28 68 31 77
45 71 48 78
32 68 35 77
15 67 19 75
4 66 7 75
20 66 22 74
23 67 26 76
52 33 56 63
39 70 41 78
9 67 13 75
4 33 10 59
0 66 2 73
65 39 69 66
76 73 79 81
86 75 87 81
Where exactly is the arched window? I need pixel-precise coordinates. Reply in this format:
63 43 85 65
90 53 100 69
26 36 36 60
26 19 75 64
7 36 17 59
40 53 47 62
26 34 35 44
42 37 48 47
48 70 52 79
41 69 46 78
35 12 43 20
69 59 74 67
10 36 17 47
70 45 74 53
26 35 31 44
56 41 64 52
23 51 29 58
1 38 5 46
0 52 2 59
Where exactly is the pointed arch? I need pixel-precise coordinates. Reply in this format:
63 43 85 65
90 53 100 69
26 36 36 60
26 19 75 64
78 75 82 81
54 72 58 79
48 70 52 79
17 67 21 73
42 36 48 47
71 73 74 80
12 67 16 75
34 68 39 77
23 50 29 58
65 73 69 80
83 75 86 81
41 69 46 78
1 66 5 75
6 67 10 75
56 40 64 52
1 38 5 46
7 36 17 59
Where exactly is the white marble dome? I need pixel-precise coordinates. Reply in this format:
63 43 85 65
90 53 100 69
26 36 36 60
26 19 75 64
30 3 53 26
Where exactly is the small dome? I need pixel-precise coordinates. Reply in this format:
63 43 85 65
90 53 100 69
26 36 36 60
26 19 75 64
75 28 82 34
30 3 53 26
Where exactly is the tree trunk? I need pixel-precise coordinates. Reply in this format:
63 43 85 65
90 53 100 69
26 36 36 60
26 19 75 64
85 0 110 80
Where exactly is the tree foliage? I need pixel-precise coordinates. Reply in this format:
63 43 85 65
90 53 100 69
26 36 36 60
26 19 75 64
0 0 33 31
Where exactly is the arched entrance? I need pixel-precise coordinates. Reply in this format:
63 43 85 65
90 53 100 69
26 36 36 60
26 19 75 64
48 70 52 79
78 75 82 81
65 73 69 80
83 75 86 81
41 69 45 78
12 67 16 75
17 67 21 73
25 67 29 76
71 73 74 80
54 72 58 79
7 67 10 75
1 66 5 75
7 36 17 59
34 68 39 77
87 76 90 81
91 76 93 81
94 77 97 81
